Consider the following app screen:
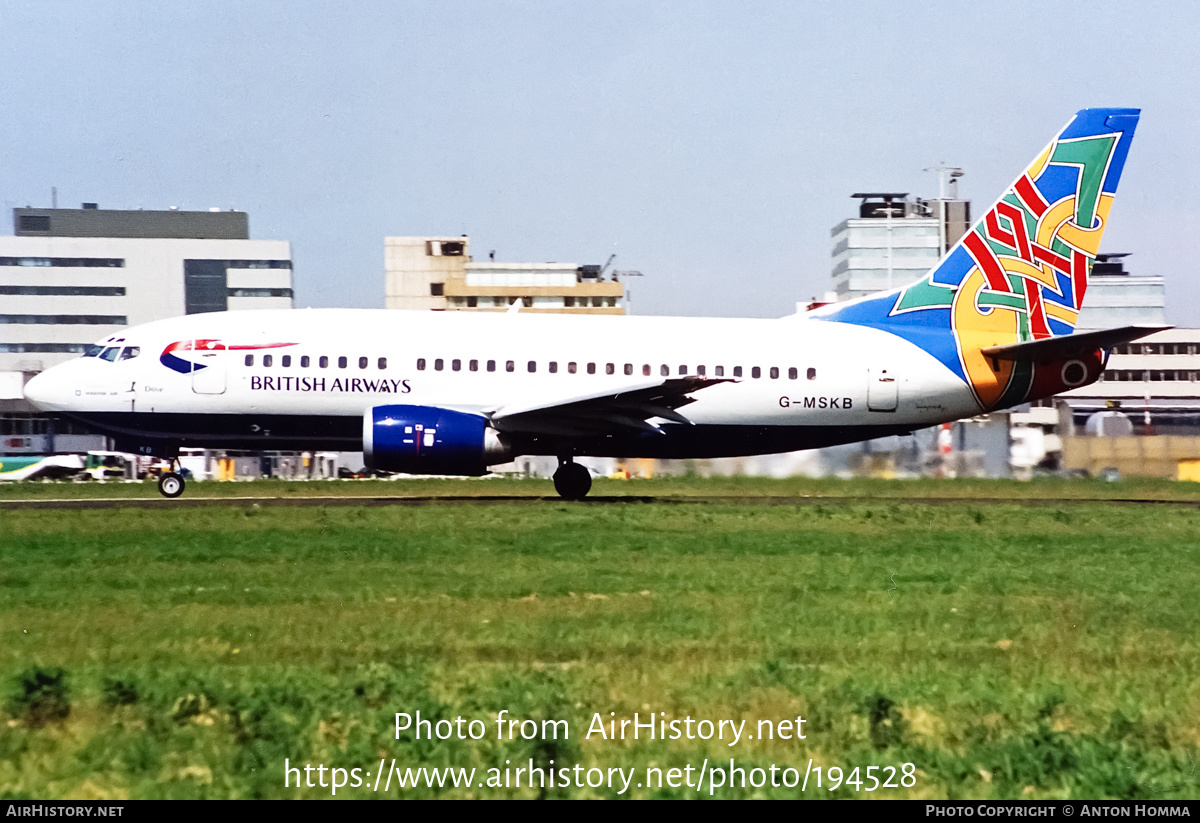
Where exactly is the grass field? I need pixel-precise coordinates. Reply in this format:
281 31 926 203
2 479 1199 798
5 472 1200 501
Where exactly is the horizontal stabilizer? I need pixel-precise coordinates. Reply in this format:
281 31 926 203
981 326 1171 362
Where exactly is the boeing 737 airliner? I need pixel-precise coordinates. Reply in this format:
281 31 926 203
24 108 1161 499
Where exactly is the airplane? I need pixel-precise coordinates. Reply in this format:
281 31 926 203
23 107 1162 500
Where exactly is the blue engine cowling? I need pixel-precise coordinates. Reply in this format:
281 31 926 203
363 405 511 476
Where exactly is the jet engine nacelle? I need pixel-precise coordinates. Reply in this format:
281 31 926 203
363 404 512 476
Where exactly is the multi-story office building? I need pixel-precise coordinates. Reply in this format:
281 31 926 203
1 206 292 373
1074 253 1166 330
386 236 624 314
830 192 970 301
1 204 293 455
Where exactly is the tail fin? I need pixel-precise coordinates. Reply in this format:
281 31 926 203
817 107 1140 409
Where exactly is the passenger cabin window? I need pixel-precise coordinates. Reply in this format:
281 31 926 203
434 359 444 371
678 365 687 375
788 367 797 379
660 365 669 376
624 364 633 375
752 367 761 379
487 360 496 372
506 360 514 372
528 361 536 373
338 356 347 369
319 356 329 368
568 362 577 374
606 363 614 375
417 358 426 370
282 355 291 367
769 367 779 379
379 357 387 370
643 364 651 376
807 367 816 380
359 356 368 369
697 365 705 376
452 359 461 371
733 366 743 378
715 366 724 377
549 362 558 374
587 363 596 375
469 359 478 372
245 354 254 366
263 355 273 367
301 355 310 368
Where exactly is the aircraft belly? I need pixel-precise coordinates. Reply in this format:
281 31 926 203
509 422 922 459
65 411 362 452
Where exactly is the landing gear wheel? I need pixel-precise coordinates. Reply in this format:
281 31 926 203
553 461 592 500
158 472 185 498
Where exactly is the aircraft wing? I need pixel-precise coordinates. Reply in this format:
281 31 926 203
488 376 733 437
981 326 1172 362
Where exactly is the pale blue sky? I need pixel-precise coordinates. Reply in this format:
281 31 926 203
2 2 1198 322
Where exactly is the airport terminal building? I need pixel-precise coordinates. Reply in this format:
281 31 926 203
386 236 625 314
0 205 293 456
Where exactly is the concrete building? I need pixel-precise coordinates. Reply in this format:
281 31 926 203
830 192 970 301
1059 328 1200 431
2 205 292 373
1075 253 1166 330
385 235 624 314
1 204 293 457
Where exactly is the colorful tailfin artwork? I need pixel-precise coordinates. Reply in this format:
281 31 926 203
817 107 1140 411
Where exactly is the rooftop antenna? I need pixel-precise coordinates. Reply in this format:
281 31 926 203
51 187 57 209
925 165 964 199
613 269 643 314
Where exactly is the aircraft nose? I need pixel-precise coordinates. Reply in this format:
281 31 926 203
23 370 65 411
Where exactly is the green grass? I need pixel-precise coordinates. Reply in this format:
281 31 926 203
2 490 1199 798
4 472 1200 501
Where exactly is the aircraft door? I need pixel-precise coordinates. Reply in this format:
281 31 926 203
867 367 898 412
190 340 227 395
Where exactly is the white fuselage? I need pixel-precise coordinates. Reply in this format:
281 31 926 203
24 308 979 459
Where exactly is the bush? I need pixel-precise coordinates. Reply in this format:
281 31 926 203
102 677 139 707
6 667 70 728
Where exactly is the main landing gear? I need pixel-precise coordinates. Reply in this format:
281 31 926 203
157 464 186 499
553 458 592 501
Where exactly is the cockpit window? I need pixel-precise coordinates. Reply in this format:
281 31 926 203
83 345 104 358
118 346 140 361
99 347 121 362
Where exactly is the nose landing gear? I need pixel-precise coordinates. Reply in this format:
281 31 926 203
552 458 592 501
157 460 186 499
